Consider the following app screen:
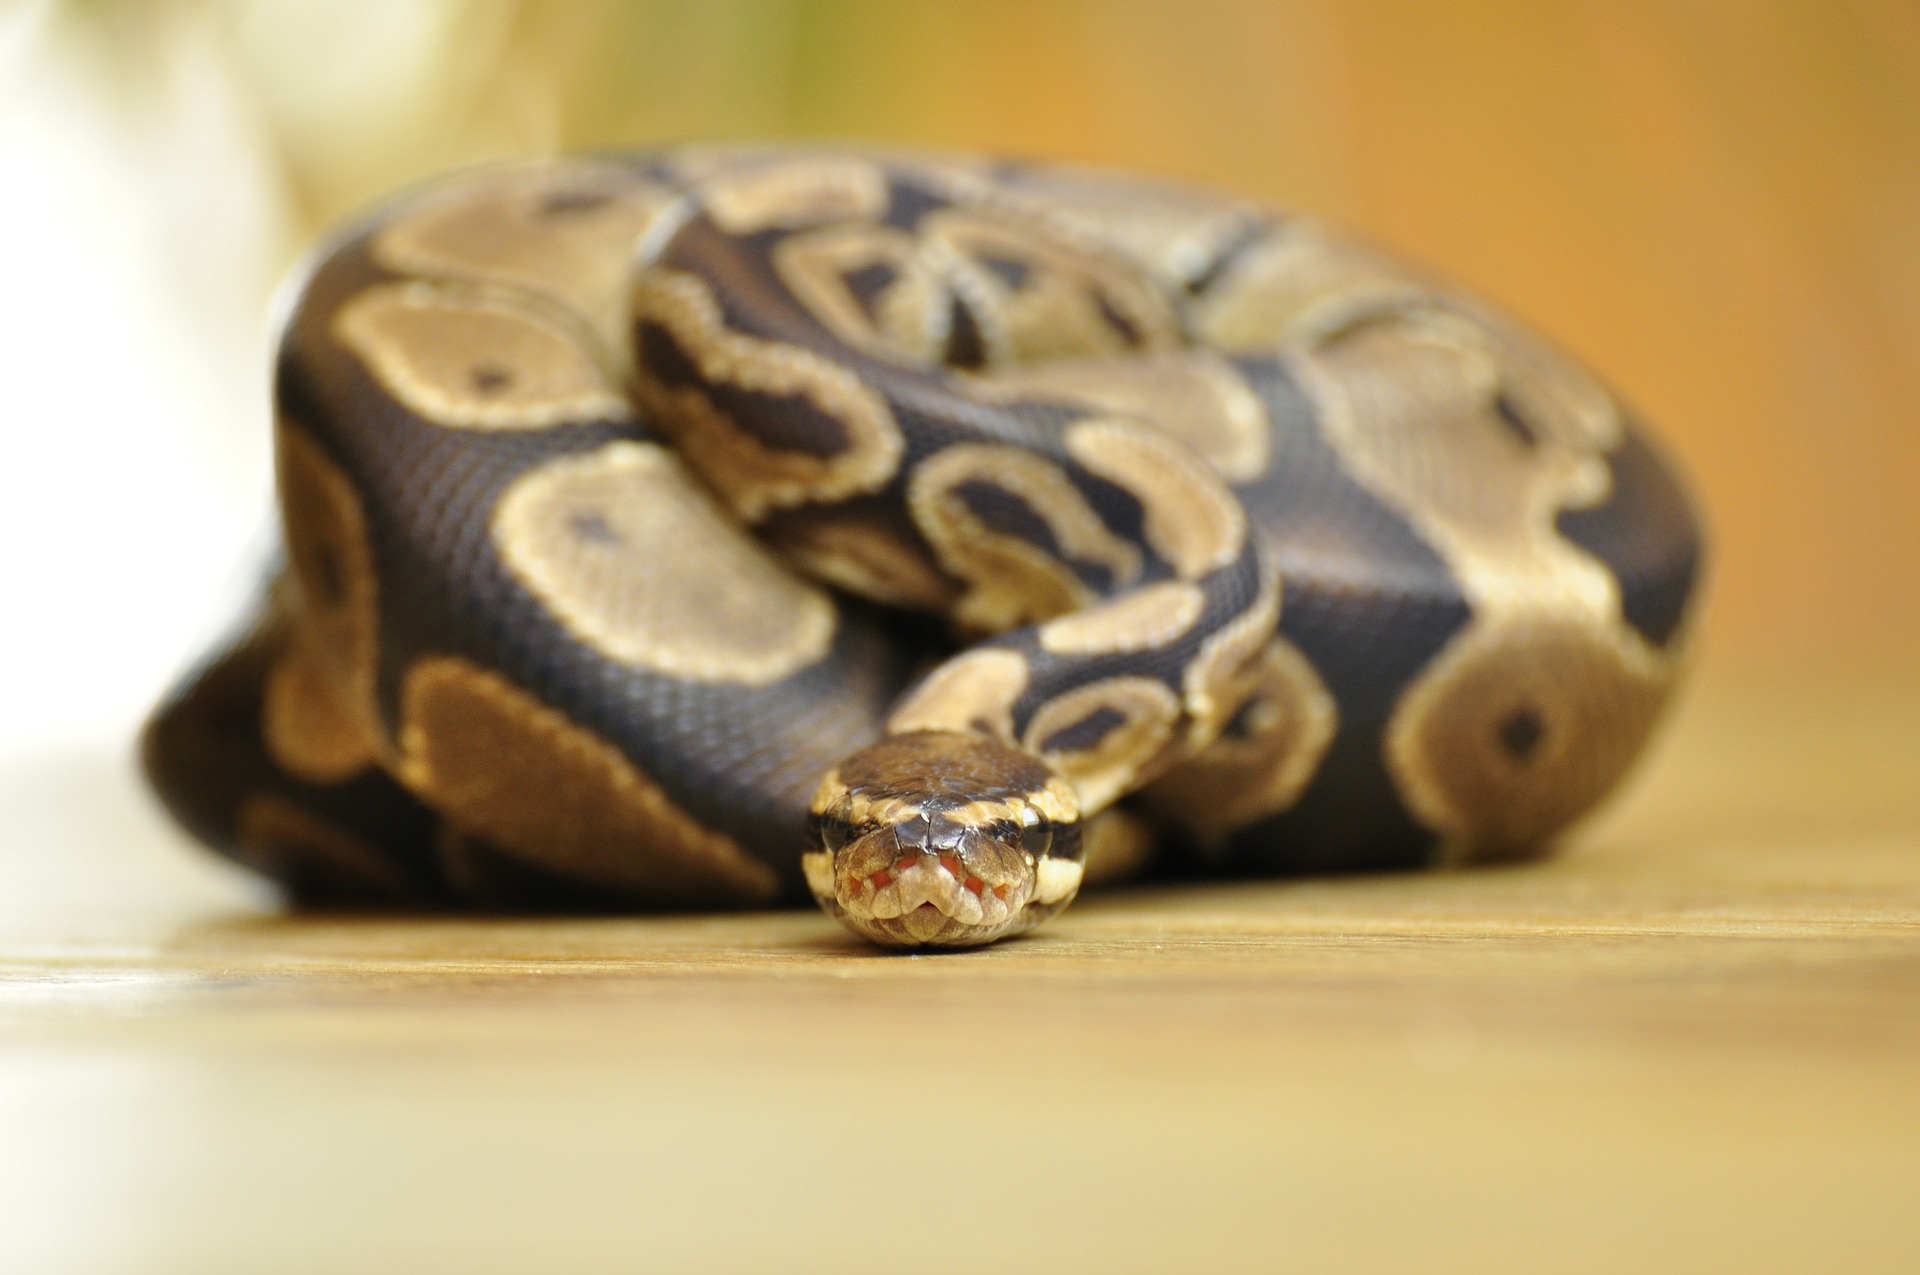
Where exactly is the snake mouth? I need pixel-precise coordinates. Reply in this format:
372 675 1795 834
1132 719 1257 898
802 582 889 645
804 845 1039 947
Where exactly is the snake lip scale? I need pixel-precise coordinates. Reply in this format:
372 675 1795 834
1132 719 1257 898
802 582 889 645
140 145 1705 949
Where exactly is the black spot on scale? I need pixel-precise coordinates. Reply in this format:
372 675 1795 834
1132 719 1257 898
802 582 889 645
470 363 514 395
840 261 897 323
568 511 620 545
1036 706 1128 756
943 294 988 369
637 321 852 459
539 188 614 217
1497 707 1546 762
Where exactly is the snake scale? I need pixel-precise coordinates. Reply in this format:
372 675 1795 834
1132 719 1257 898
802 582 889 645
142 146 1703 948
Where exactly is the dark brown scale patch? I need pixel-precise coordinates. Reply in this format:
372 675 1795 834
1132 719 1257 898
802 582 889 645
638 321 852 458
943 293 988 369
841 731 1057 805
954 480 1057 551
952 480 1115 591
1036 706 1128 755
705 384 852 457
1497 707 1546 762
637 320 703 389
841 262 897 322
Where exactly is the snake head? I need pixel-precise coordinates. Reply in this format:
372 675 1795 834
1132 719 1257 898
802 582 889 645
804 731 1083 948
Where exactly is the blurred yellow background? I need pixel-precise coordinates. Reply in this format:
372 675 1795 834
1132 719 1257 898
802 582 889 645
13 0 1915 692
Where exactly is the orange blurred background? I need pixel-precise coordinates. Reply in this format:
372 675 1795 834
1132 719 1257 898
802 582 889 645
4 0 1917 760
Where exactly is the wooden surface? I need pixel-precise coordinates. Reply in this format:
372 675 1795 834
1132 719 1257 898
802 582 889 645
3 665 1919 1274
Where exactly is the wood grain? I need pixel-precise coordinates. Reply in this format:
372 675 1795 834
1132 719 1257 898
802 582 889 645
2 666 1917 1273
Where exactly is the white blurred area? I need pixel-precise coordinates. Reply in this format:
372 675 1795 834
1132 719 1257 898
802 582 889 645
0 0 553 917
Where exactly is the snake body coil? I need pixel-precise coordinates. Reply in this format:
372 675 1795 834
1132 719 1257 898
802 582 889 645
143 147 1703 947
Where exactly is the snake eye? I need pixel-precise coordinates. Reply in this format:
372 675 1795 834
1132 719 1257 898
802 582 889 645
1018 806 1053 857
817 793 854 853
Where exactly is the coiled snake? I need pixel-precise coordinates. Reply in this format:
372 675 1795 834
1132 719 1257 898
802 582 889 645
143 146 1703 948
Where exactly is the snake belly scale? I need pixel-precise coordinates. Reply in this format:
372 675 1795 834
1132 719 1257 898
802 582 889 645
142 146 1704 948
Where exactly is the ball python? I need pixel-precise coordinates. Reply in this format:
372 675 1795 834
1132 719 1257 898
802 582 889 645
142 145 1703 948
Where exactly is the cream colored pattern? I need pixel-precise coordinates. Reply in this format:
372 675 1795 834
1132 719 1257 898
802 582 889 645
1189 217 1429 352
982 352 1270 482
773 222 948 365
1145 638 1339 845
1180 563 1284 744
979 160 1262 293
886 649 1030 741
492 442 836 686
768 505 961 613
927 208 1183 368
1385 618 1672 860
1063 418 1247 579
395 656 779 905
372 157 677 355
701 157 889 235
631 267 904 522
1023 677 1185 812
1038 581 1208 656
1294 302 1683 861
261 645 377 785
335 282 629 430
907 443 1143 633
276 422 387 757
